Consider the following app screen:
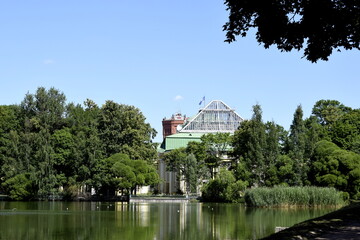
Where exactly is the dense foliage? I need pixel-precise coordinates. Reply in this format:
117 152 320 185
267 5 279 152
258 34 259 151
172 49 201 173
201 168 248 203
0 87 158 200
1 88 359 203
223 0 360 62
199 100 359 203
95 153 159 196
244 186 344 207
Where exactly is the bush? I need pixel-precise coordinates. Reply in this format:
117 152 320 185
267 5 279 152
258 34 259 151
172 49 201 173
244 186 344 207
201 168 248 202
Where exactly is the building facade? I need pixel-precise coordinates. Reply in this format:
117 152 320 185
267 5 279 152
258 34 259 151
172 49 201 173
158 100 244 194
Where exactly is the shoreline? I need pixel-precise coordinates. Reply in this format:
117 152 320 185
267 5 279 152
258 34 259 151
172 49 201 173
0 195 195 203
262 201 360 239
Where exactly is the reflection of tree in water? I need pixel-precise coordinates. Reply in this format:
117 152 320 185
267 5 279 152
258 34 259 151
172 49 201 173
0 202 338 240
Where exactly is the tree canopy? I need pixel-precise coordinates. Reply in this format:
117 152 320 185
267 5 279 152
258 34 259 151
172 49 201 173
0 87 158 200
96 153 159 195
223 0 360 62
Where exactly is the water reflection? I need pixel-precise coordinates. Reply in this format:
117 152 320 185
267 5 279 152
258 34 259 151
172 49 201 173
0 201 337 240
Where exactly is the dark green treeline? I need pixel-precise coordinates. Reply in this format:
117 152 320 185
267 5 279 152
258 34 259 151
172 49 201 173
0 87 158 200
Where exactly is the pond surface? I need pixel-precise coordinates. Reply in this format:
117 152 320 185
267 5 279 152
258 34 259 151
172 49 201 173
0 201 337 240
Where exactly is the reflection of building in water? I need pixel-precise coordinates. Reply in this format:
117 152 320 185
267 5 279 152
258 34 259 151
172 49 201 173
155 202 221 239
158 100 244 194
156 202 205 239
115 202 129 212
113 202 150 227
137 203 150 227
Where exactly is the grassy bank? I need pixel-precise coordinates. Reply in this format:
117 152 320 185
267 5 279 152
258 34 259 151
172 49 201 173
245 186 344 207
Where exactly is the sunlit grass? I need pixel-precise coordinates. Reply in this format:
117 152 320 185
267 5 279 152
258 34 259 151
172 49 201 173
244 186 344 207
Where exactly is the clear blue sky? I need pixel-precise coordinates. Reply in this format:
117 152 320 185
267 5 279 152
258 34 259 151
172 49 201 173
1 1 359 142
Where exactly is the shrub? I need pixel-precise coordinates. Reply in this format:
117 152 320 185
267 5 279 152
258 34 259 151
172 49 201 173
201 168 248 202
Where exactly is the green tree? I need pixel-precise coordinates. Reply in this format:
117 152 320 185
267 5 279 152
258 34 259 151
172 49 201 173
186 141 207 163
310 140 360 198
233 161 251 183
232 104 266 186
287 105 308 185
163 148 207 194
162 148 187 172
201 132 232 178
1 173 35 200
304 116 327 159
98 101 157 162
201 168 248 202
263 121 287 186
51 128 78 187
331 109 360 153
66 101 103 188
1 87 160 200
312 100 351 126
96 153 159 196
275 154 297 186
264 121 281 165
19 87 68 199
21 87 67 133
183 154 197 193
223 0 360 62
311 100 359 153
0 105 22 185
130 158 160 194
33 129 59 199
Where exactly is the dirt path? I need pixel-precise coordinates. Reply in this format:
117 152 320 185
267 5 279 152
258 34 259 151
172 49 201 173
313 221 360 240
262 203 360 240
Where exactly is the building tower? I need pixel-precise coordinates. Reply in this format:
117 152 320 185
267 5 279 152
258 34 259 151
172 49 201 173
162 113 186 139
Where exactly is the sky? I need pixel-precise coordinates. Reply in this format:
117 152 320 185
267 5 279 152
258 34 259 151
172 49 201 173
1 1 359 142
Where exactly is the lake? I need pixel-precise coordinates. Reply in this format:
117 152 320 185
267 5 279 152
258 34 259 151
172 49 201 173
0 201 336 240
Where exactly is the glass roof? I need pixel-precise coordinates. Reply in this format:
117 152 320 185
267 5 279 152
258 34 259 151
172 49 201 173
180 100 243 133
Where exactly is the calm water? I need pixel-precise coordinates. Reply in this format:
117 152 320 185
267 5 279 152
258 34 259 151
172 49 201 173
0 201 336 240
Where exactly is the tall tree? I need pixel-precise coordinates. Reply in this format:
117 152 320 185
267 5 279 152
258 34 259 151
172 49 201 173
66 101 103 187
287 105 308 185
312 99 351 126
264 121 285 165
21 87 67 133
98 101 157 162
232 104 266 186
223 0 360 62
304 116 327 159
263 121 287 186
19 87 67 198
331 109 360 153
183 154 198 194
0 105 22 181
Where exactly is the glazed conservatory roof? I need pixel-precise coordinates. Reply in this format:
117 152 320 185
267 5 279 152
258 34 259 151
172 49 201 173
179 100 243 133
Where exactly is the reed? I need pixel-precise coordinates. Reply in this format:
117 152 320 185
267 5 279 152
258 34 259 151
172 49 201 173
244 186 344 207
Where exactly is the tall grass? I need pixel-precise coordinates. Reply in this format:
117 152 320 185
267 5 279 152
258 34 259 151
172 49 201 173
244 186 344 207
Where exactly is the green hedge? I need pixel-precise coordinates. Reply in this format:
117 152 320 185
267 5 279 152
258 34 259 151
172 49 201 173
244 186 344 207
